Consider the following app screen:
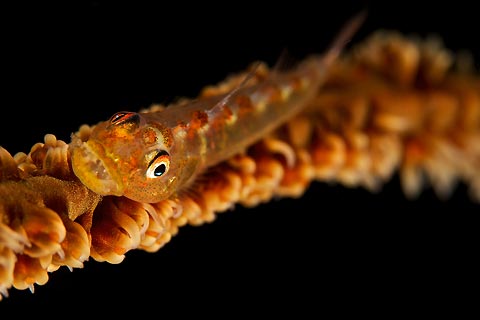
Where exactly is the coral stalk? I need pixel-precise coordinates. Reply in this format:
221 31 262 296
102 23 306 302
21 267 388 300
0 31 479 300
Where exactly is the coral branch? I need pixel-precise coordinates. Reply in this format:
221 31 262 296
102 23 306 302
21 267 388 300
1 31 479 300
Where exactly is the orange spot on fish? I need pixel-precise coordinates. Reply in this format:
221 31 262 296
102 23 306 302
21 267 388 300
142 127 158 145
261 84 282 104
236 94 254 117
191 111 209 130
221 105 234 123
186 111 209 140
289 76 304 92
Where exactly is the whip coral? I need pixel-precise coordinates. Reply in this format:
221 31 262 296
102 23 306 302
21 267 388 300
0 30 479 301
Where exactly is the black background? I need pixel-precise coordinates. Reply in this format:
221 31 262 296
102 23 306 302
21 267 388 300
1 1 479 315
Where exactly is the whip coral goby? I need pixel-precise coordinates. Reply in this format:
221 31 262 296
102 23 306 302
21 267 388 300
0 8 479 305
69 13 365 203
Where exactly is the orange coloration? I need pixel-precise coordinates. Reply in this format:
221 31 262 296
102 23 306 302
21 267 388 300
192 110 209 128
142 127 159 145
260 84 283 104
235 94 254 118
0 27 479 301
187 110 209 139
68 14 365 204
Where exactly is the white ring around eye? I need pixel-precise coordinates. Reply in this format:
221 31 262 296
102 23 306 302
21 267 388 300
146 151 170 178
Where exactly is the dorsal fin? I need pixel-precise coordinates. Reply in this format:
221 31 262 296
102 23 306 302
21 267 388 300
320 10 367 68
205 10 367 120
206 61 262 119
271 48 296 74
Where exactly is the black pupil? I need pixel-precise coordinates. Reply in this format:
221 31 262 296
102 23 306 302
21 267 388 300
154 163 166 176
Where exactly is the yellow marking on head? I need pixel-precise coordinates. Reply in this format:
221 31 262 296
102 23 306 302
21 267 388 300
142 127 159 145
150 123 173 148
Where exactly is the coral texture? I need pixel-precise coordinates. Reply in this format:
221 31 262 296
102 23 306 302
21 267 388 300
0 31 478 300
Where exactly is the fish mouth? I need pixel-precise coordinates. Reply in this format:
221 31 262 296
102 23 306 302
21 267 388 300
70 137 124 196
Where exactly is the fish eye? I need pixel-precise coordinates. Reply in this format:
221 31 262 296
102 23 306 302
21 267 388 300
109 111 140 126
146 150 170 178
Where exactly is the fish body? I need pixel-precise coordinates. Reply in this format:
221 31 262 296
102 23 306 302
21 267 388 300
70 13 365 203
